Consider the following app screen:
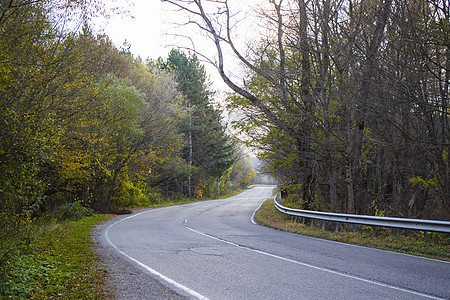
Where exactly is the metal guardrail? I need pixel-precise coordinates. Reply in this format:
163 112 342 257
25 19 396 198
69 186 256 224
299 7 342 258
274 195 450 234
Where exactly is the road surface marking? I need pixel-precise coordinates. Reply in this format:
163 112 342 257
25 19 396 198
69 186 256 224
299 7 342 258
184 219 444 300
105 209 210 300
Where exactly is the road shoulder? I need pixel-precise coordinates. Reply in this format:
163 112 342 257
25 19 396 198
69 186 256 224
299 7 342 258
92 213 185 300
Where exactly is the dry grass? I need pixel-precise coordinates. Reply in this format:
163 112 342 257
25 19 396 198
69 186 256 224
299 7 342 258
255 200 449 261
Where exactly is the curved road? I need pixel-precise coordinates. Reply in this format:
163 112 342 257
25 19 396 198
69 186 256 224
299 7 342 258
103 186 449 299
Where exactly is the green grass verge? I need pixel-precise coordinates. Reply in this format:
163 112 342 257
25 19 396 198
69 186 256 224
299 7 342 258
0 190 244 299
1 214 113 299
255 199 449 261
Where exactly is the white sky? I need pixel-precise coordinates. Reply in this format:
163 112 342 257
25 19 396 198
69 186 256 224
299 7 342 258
93 0 267 96
93 0 228 94
97 0 174 60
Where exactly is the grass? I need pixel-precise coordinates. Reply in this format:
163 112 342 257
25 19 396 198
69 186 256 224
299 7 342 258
1 214 114 299
0 191 241 299
8 190 444 299
255 199 449 261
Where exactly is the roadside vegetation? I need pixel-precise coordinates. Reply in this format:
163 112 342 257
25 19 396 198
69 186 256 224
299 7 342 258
255 199 449 262
2 0 448 297
0 187 245 299
0 1 255 297
166 0 450 221
0 204 112 299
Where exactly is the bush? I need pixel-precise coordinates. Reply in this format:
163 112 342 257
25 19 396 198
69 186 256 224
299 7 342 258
52 202 94 221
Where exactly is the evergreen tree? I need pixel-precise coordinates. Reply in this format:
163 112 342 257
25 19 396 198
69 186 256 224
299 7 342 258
166 49 236 197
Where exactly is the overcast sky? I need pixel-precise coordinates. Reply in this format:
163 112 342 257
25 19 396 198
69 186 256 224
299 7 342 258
93 0 267 96
93 0 230 93
97 1 172 59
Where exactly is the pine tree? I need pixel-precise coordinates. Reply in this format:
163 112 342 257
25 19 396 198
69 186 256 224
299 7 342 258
166 49 236 197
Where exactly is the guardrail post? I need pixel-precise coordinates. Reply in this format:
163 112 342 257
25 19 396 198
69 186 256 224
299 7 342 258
322 220 325 230
273 197 450 234
294 216 297 223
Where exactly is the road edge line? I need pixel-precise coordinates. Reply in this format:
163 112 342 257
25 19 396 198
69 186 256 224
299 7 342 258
104 209 210 300
184 224 444 300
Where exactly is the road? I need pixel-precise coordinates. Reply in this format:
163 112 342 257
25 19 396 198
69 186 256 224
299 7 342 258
104 186 449 299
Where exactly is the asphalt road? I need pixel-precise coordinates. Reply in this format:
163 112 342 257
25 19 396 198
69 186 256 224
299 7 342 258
103 186 450 299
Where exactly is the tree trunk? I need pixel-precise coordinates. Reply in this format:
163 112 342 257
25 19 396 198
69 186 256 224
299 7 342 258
348 0 392 214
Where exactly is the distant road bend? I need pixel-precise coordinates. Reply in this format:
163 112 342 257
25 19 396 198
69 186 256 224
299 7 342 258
104 186 449 299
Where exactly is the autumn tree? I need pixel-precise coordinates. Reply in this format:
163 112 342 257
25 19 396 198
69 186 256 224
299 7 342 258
0 0 113 266
164 0 449 219
0 0 187 266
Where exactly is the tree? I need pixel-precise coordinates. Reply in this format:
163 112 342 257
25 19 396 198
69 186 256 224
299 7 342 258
165 49 236 197
0 0 116 266
165 0 449 219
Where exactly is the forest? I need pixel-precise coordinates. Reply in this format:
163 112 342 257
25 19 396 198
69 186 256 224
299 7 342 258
0 0 448 296
0 0 258 268
1 0 449 278
166 0 449 221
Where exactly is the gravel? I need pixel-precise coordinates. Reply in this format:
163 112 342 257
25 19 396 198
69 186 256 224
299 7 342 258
92 212 186 300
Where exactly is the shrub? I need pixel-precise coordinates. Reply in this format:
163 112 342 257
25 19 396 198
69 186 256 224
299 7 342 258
52 202 94 221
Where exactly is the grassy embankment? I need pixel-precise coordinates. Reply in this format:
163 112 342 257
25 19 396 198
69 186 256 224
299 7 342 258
255 199 449 261
0 190 243 299
1 213 113 299
4 190 446 299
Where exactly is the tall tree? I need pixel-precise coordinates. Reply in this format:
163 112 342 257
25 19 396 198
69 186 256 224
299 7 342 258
165 0 449 219
165 49 236 197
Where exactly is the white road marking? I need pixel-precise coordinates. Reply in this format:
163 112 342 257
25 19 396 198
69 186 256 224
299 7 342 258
105 209 210 300
251 199 266 224
184 222 444 300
